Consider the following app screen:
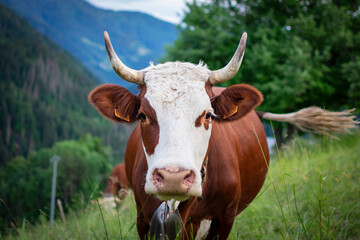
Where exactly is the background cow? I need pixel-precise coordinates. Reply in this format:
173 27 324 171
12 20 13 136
105 163 130 200
89 31 357 240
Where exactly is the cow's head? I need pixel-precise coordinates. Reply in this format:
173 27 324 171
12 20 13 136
89 32 262 201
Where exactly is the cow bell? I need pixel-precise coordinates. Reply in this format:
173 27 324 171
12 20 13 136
149 202 182 240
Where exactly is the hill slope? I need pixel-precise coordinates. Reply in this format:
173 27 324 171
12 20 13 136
0 0 177 89
0 3 130 165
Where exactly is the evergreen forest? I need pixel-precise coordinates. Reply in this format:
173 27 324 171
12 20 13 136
0 3 131 233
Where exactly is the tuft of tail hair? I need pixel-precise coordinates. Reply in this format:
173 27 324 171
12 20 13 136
257 107 359 139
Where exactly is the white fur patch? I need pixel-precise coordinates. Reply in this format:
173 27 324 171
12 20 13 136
142 62 213 199
195 219 212 240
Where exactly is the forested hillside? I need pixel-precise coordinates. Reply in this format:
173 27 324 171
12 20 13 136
1 0 177 89
0 3 131 165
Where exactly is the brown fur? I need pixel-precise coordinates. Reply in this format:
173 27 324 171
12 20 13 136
90 82 268 239
211 84 263 121
125 111 269 239
122 86 267 239
88 84 142 123
89 74 357 240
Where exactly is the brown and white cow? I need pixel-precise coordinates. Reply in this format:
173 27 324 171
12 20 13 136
89 31 357 239
105 163 129 199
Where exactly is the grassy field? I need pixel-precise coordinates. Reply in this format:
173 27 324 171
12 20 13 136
5 131 360 239
230 131 360 239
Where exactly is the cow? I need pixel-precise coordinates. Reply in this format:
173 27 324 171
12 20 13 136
89 31 357 240
105 163 130 200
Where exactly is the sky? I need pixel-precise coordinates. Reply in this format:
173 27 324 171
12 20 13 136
84 0 196 24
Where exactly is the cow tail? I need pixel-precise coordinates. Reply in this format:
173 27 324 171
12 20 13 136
256 107 359 138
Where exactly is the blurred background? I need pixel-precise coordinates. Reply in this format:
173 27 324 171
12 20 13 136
0 0 359 238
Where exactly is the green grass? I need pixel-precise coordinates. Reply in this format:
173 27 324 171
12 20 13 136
4 194 139 240
230 131 360 239
5 132 360 239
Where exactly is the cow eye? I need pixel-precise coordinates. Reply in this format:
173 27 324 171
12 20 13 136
205 112 212 120
139 112 147 121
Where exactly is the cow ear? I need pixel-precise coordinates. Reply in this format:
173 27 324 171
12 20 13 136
211 84 263 121
88 84 141 123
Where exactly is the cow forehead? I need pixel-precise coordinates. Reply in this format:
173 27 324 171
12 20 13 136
143 61 211 116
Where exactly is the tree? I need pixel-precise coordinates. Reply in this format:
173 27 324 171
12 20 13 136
0 135 112 235
163 0 360 146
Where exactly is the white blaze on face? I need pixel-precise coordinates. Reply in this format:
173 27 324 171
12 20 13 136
142 62 212 199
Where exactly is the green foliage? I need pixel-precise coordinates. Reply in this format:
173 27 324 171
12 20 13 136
341 56 360 106
4 132 359 239
164 0 360 112
0 135 112 235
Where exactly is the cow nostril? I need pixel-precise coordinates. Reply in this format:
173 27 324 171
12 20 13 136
183 171 195 187
153 169 165 185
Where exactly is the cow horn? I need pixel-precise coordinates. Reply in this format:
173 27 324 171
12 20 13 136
209 32 247 85
104 31 144 85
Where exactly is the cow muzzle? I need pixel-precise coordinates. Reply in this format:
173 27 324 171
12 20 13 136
151 167 197 201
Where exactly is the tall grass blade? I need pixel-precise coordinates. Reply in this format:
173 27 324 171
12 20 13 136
292 184 309 239
319 106 326 240
270 120 294 236
251 122 287 239
87 177 109 240
254 183 271 201
90 226 100 240
124 222 136 239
